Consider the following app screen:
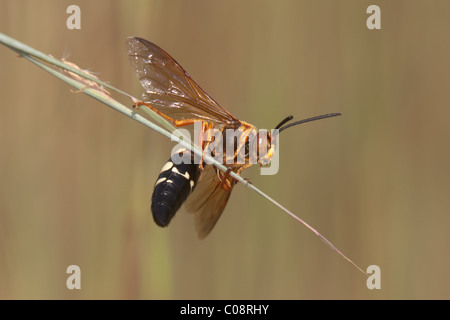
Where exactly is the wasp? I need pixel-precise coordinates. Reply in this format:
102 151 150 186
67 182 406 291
127 37 340 238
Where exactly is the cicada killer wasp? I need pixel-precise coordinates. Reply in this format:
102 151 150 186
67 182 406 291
127 37 340 238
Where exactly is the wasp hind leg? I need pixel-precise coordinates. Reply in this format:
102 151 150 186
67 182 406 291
217 166 252 190
133 101 205 127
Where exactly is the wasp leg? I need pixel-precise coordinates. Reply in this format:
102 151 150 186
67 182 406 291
236 164 253 176
133 101 204 127
220 166 251 187
216 168 235 191
134 101 215 170
199 122 218 171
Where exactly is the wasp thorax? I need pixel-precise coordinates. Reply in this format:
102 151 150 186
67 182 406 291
170 123 278 166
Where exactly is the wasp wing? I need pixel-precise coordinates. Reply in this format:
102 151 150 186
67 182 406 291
127 37 238 125
185 165 237 239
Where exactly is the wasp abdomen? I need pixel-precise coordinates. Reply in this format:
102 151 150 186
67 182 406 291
151 152 200 227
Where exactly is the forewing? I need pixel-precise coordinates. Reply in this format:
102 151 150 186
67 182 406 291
127 37 238 124
185 165 236 239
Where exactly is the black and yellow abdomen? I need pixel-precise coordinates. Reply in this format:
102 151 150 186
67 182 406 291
151 150 201 227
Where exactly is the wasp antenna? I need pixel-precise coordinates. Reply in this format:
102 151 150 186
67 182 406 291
274 115 294 130
278 113 341 133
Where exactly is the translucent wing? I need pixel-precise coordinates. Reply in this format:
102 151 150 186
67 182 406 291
185 165 237 239
127 37 238 125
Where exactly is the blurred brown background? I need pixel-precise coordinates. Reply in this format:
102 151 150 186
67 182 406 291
1 0 449 299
